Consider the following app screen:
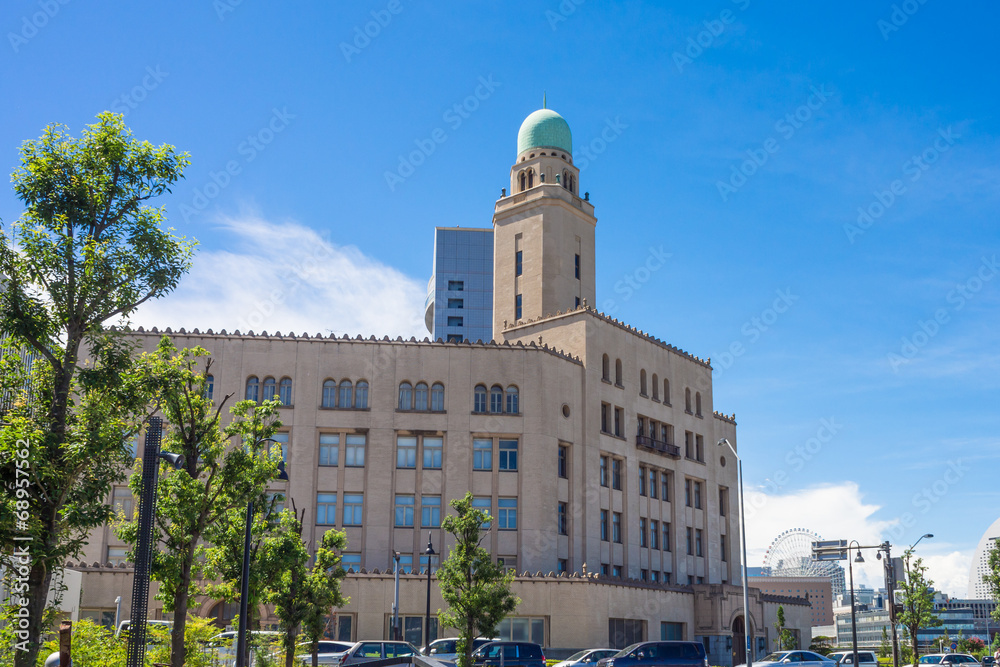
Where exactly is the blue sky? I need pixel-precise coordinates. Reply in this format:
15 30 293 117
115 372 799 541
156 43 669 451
2 1 998 595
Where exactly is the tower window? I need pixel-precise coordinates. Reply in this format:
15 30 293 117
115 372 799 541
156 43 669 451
448 280 464 291
519 172 526 192
527 169 534 188
575 254 580 279
515 294 522 320
515 250 522 276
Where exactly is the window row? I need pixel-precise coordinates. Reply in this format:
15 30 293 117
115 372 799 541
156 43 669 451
637 415 675 448
245 376 293 405
322 379 369 409
244 376 369 409
398 381 445 411
600 402 625 437
473 384 519 414
683 431 705 463
684 478 704 509
638 370 671 405
600 511 672 552
473 438 519 471
637 465 672 501
601 354 623 387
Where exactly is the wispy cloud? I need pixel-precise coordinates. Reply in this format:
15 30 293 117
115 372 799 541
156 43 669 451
128 209 427 339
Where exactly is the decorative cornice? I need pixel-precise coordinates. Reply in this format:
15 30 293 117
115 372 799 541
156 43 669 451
713 410 737 424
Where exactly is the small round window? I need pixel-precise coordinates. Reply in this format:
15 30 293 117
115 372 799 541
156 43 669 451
562 404 571 418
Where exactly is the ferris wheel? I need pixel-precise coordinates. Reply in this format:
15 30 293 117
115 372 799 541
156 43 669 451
763 528 831 577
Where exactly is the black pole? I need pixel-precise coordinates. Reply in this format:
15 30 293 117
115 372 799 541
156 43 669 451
425 534 435 649
126 417 163 667
882 543 900 667
235 500 254 667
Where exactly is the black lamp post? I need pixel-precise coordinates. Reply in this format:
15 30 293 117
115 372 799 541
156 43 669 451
235 441 288 667
848 541 865 667
424 534 436 649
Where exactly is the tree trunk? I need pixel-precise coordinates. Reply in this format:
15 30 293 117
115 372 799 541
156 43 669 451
14 562 54 667
169 550 195 667
284 625 298 667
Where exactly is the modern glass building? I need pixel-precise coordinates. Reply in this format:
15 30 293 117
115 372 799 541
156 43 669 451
424 227 494 343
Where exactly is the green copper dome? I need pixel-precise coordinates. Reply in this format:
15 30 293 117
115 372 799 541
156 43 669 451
517 108 572 155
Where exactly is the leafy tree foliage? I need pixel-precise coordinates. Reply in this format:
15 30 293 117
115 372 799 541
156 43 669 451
438 492 520 667
985 540 1000 623
898 549 941 662
0 112 192 667
115 338 284 667
809 635 835 656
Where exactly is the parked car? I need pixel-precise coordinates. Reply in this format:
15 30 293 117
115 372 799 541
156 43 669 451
904 654 981 667
829 651 878 665
596 641 709 667
332 640 421 667
293 640 356 665
735 650 835 667
553 649 620 667
425 637 502 662
470 641 546 667
115 619 174 638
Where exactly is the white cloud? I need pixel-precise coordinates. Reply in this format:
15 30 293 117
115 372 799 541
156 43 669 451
128 210 428 339
743 482 969 597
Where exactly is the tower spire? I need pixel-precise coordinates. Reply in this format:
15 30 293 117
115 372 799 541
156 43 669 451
543 91 546 109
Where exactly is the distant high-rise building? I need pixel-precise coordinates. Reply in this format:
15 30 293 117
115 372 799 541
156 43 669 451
968 517 1000 599
424 227 493 343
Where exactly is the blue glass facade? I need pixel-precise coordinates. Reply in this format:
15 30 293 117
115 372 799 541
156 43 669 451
426 228 493 343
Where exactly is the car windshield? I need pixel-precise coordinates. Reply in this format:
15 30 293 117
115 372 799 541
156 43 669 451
616 644 643 658
920 658 943 665
566 651 591 661
763 653 791 663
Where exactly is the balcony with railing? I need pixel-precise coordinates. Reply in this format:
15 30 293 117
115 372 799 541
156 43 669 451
636 434 681 458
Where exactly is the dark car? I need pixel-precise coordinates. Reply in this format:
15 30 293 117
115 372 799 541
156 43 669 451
470 641 546 667
332 640 421 667
597 641 709 667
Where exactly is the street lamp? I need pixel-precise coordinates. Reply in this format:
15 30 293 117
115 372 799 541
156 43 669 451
848 541 865 667
392 552 401 641
910 534 933 551
900 534 933 661
235 440 288 667
425 534 436 649
718 438 752 667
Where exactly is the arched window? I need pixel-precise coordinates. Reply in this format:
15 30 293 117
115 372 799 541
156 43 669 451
527 169 534 188
430 383 445 411
262 376 276 401
505 386 519 414
664 379 671 405
640 370 647 396
322 380 336 408
398 382 412 410
685 388 692 413
245 376 259 403
569 174 575 193
519 172 526 192
355 380 369 409
602 354 610 381
652 374 659 400
278 377 292 405
414 382 429 411
339 380 353 409
474 384 488 413
204 374 214 401
562 170 569 189
615 359 623 386
490 385 504 413
695 392 702 416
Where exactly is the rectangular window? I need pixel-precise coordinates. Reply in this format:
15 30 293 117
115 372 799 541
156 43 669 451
316 493 337 525
663 522 671 552
447 316 463 327
649 469 658 499
601 563 610 575
421 495 441 528
515 294 522 320
661 622 684 641
423 436 443 469
696 529 703 557
661 472 670 501
558 559 568 573
641 569 648 581
107 546 128 567
472 496 492 528
719 487 728 516
112 487 134 519
575 253 581 279
651 571 659 583
639 466 647 496
663 424 674 446
614 407 623 437
650 520 659 550
498 498 517 530
396 554 413 574
499 439 518 471
601 509 609 542
447 334 462 342
319 434 339 467
558 502 568 535
515 250 523 276
345 434 366 467
639 518 647 548
448 280 464 291
495 617 545 646
600 455 609 487
685 479 692 507
694 481 703 509
612 565 623 578
497 556 517 572
272 432 289 464
612 512 622 543
685 431 693 459
601 402 610 433
686 527 693 555
608 618 645 650
447 298 464 309
721 534 727 562
473 439 492 470
419 554 439 574
394 494 415 527
696 434 704 462
612 458 622 490
343 494 363 526
342 553 361 571
396 435 417 468
558 445 568 478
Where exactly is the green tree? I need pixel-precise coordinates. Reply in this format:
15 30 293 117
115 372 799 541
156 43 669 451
809 635 835 656
115 338 285 667
898 549 941 661
0 112 193 667
773 605 796 650
265 506 349 667
985 540 1000 623
438 492 520 667
878 626 891 658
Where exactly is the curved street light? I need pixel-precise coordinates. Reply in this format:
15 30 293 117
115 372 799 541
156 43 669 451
718 438 751 667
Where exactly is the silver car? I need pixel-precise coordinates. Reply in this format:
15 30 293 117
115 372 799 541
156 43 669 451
553 649 620 667
332 640 421 667
736 651 837 667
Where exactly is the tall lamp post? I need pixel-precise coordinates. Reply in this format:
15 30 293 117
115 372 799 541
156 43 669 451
235 440 288 667
718 438 752 667
901 534 933 661
848 541 865 667
425 534 436 650
392 551 401 641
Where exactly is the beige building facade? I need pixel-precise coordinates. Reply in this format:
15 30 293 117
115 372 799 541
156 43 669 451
70 106 809 663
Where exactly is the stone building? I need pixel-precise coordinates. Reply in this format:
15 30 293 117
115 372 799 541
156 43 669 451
68 105 810 662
